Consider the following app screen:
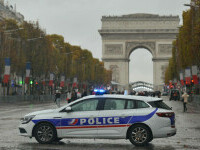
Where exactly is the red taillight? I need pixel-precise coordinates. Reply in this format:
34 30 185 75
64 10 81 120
156 112 174 117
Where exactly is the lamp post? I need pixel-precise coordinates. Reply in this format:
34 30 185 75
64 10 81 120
94 64 105 87
184 0 199 65
26 36 45 96
3 28 24 33
63 52 74 90
1 31 43 95
74 56 85 89
184 0 199 8
184 0 200 96
0 28 24 96
27 36 43 41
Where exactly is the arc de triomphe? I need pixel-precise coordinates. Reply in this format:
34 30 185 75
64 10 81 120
99 13 180 91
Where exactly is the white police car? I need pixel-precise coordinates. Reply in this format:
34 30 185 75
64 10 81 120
19 93 176 146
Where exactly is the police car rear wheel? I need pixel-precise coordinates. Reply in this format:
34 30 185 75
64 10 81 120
128 125 151 146
34 123 56 144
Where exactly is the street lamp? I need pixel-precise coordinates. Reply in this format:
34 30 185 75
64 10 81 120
64 52 74 55
184 0 199 65
3 28 24 33
75 56 85 82
0 28 24 96
27 36 44 41
184 1 199 8
64 51 74 76
62 52 74 90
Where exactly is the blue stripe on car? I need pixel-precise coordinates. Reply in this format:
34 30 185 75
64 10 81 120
32 108 158 127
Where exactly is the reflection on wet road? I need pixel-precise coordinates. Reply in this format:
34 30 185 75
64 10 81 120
4 141 179 150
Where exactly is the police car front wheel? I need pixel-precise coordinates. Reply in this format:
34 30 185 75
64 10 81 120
34 123 56 144
128 124 151 146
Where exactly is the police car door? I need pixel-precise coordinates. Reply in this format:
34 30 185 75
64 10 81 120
60 98 100 137
98 98 133 138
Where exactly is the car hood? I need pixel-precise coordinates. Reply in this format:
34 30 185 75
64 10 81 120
25 109 56 116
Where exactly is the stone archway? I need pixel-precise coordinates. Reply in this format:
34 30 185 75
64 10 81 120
99 13 179 91
127 42 155 87
126 41 156 58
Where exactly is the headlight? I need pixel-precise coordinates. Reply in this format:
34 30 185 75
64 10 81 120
20 115 35 124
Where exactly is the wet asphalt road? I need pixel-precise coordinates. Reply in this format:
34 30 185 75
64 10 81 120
0 96 200 150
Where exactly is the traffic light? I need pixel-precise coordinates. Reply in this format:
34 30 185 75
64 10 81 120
191 80 194 86
30 80 33 85
19 81 24 85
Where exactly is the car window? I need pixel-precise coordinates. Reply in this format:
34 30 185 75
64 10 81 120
148 100 171 110
104 99 126 110
136 101 149 108
126 100 136 109
71 99 99 111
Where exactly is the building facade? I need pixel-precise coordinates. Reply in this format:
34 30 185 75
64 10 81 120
0 0 24 23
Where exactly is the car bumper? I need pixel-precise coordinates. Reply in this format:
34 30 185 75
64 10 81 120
153 127 177 138
19 121 35 137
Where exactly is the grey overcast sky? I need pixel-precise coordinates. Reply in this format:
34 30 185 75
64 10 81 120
9 0 190 84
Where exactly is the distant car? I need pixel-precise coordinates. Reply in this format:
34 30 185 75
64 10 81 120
19 92 176 146
162 92 168 96
169 89 180 101
155 91 161 98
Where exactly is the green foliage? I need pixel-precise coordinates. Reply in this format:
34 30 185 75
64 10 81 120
165 1 200 83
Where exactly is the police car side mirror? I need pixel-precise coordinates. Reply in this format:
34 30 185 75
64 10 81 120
65 107 72 112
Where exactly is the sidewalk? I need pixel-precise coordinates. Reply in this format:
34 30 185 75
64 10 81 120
0 97 68 108
0 94 67 105
163 96 200 114
187 101 200 114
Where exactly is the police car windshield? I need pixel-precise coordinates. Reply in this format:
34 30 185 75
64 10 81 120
148 100 171 110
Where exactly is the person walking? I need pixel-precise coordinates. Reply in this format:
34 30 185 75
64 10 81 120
182 92 189 112
66 90 72 103
82 89 87 97
71 90 77 102
77 89 82 99
55 90 61 107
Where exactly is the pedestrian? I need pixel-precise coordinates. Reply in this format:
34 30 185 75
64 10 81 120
158 91 161 98
77 89 82 99
66 90 72 103
82 89 87 97
71 90 77 102
182 91 189 112
55 90 61 107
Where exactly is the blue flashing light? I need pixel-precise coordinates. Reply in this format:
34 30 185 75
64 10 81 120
99 89 105 93
94 89 106 95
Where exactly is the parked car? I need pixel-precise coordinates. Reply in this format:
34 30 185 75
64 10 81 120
19 90 176 146
154 91 161 98
169 89 180 101
162 92 168 96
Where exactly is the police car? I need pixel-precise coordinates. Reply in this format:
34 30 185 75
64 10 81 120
19 91 176 146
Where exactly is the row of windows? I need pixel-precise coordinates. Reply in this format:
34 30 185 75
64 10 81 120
71 98 150 112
